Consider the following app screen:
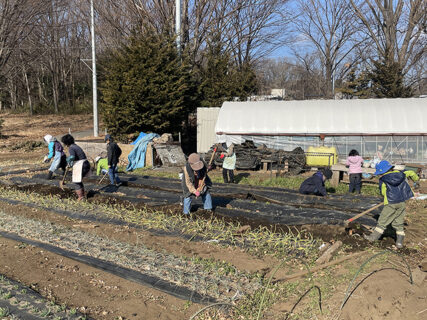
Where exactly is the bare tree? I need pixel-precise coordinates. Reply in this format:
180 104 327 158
293 0 361 98
350 0 426 74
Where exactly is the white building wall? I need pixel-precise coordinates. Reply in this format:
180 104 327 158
197 107 220 153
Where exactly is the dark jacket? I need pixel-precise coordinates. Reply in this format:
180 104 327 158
299 171 327 196
379 171 414 204
181 161 212 198
107 141 122 166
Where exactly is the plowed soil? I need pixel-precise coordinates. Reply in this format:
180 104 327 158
0 114 426 320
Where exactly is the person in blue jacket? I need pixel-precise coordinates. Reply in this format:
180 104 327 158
43 134 66 180
299 168 333 196
364 160 419 248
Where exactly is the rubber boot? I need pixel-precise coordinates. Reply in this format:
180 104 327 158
364 229 382 242
75 188 85 201
47 171 53 180
396 235 404 249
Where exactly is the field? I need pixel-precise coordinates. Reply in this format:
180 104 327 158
0 113 426 320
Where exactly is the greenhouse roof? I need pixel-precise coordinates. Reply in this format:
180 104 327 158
215 98 427 136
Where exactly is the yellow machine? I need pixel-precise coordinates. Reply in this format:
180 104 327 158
306 146 338 167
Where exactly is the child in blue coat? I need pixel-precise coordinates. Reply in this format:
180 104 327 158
364 160 419 248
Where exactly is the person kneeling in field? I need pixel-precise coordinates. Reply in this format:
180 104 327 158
95 156 108 175
299 168 333 196
181 153 212 214
43 134 67 180
61 134 91 201
364 160 419 248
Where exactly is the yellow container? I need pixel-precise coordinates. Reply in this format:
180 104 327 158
306 146 338 167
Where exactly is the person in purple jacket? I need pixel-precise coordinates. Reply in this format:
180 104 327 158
346 149 364 194
43 134 66 180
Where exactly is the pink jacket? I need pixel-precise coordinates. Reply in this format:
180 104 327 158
346 155 364 174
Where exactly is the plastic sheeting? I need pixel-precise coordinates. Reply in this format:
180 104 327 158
126 133 159 171
215 99 427 135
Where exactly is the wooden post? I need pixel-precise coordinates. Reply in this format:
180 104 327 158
331 169 340 186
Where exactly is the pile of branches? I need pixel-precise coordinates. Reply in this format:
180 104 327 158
205 141 306 172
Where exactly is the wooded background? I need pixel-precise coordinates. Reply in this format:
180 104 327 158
0 0 425 134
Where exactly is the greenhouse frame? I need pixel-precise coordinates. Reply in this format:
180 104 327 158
213 98 427 164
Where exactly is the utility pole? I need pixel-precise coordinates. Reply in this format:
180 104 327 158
175 0 181 55
91 0 98 137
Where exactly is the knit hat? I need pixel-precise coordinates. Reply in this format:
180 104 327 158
321 168 333 179
188 153 204 171
104 134 112 142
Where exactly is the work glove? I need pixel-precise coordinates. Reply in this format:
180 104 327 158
66 155 75 168
220 154 225 159
43 155 50 163
413 182 420 190
207 164 214 172
194 190 201 197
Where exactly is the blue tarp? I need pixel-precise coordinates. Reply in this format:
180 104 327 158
126 133 159 171
131 132 147 145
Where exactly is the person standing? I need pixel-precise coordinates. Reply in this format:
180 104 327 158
220 142 236 183
364 160 419 248
346 149 364 194
105 134 122 186
43 134 67 180
299 168 333 196
181 153 212 214
61 134 90 201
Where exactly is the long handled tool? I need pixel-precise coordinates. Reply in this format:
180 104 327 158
99 170 109 184
59 166 70 190
344 202 383 226
197 145 218 195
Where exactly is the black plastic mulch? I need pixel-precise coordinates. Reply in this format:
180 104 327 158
7 175 380 228
0 273 88 319
0 231 216 305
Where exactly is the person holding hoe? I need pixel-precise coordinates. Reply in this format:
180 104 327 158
43 134 67 180
105 134 122 186
181 153 212 215
61 134 90 201
364 160 419 248
299 168 333 196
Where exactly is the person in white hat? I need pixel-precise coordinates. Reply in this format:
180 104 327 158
181 153 212 214
43 134 66 179
95 156 109 176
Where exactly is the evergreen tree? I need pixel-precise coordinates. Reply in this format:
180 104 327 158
370 60 413 98
339 68 373 99
99 31 197 137
198 37 257 108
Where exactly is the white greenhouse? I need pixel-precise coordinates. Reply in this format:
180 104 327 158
197 98 427 164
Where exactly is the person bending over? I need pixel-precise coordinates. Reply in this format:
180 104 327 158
299 168 333 196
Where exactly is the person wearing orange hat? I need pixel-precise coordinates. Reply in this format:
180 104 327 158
181 153 212 214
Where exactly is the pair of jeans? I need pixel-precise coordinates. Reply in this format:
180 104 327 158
108 164 121 185
183 191 212 214
349 173 362 193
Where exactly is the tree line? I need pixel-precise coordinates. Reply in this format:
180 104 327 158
0 0 425 136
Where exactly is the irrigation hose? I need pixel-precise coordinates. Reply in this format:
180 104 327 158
284 285 322 320
340 250 413 310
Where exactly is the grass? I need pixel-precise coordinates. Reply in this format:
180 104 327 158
0 186 320 261
129 167 381 196
0 307 9 317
